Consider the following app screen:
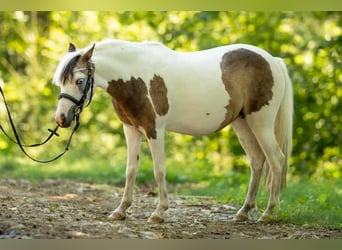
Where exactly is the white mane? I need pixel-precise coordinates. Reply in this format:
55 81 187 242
52 51 81 86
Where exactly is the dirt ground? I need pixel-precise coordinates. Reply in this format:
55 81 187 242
0 179 341 239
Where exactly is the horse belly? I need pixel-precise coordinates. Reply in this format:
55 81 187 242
166 115 226 136
165 84 230 136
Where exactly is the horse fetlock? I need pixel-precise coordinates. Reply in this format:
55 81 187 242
232 203 255 221
232 212 249 222
110 200 132 220
160 202 169 211
257 213 272 223
242 203 255 212
148 204 168 223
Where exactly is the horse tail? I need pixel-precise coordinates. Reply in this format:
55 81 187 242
264 58 293 191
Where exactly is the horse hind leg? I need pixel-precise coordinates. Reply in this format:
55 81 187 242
246 115 285 222
231 118 266 221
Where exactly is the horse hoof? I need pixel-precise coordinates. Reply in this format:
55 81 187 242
109 210 126 220
257 214 271 223
232 213 248 222
148 214 164 224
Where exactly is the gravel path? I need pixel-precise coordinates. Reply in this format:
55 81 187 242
0 179 341 239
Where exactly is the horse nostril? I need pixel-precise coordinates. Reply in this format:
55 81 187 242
56 113 66 127
60 113 66 125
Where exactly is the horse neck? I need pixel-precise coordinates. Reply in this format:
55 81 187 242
91 40 175 89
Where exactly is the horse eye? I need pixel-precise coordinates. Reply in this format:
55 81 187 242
76 78 85 85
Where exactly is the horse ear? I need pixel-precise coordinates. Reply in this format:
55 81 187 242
68 43 76 52
81 43 95 62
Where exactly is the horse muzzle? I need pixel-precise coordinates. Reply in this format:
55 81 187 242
55 106 76 128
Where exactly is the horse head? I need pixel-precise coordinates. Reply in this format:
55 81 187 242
53 43 95 127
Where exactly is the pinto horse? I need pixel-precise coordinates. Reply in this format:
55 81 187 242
53 40 293 223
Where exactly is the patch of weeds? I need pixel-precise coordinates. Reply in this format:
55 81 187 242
272 180 342 226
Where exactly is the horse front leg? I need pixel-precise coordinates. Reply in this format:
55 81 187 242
109 124 142 220
147 128 169 223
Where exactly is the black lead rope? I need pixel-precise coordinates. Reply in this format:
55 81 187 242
0 62 94 163
0 85 80 163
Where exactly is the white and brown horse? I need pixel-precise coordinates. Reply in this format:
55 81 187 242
53 39 293 223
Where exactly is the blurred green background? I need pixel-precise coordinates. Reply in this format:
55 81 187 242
0 12 341 225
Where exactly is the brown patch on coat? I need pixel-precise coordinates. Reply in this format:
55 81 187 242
149 75 169 116
107 77 157 139
219 48 274 129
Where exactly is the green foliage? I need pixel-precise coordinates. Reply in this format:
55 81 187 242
0 11 341 183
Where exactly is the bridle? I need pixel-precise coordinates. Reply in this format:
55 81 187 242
0 61 95 163
58 61 95 120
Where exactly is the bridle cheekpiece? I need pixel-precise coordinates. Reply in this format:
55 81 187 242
57 61 95 121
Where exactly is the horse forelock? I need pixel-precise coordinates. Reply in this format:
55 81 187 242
53 53 81 86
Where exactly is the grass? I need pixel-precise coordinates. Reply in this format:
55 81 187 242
175 177 342 227
276 180 342 226
1 155 341 227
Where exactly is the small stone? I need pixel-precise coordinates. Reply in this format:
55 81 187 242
10 224 26 230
